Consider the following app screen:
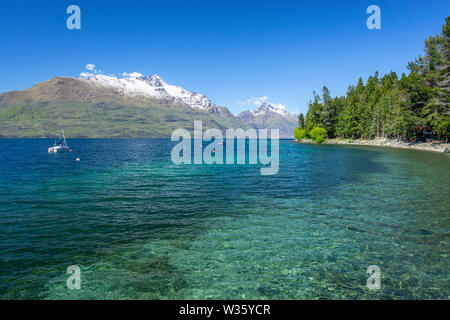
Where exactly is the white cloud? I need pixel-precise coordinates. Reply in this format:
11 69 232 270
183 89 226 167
83 64 101 75
79 64 104 78
81 67 144 79
238 96 269 106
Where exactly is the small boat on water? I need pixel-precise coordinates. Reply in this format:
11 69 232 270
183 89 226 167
48 117 70 153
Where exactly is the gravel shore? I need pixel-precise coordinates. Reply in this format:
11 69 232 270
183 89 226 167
295 138 450 153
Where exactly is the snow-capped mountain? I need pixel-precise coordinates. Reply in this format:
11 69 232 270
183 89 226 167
237 102 298 138
80 73 215 110
0 70 299 138
250 102 297 119
0 75 244 137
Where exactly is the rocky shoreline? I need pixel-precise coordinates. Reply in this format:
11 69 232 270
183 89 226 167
295 138 450 153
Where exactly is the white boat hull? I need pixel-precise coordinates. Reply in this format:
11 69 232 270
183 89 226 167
48 146 69 153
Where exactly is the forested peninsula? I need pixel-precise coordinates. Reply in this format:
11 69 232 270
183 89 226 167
295 17 449 150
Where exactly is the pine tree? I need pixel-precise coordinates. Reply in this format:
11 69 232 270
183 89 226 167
305 91 323 132
298 113 305 129
321 86 337 138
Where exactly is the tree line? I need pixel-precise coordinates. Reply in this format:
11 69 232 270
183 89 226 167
296 17 449 142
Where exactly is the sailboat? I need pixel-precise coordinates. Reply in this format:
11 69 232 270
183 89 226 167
48 117 70 153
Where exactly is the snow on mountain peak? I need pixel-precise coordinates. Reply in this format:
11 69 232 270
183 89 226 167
252 102 294 118
80 73 215 110
236 101 298 138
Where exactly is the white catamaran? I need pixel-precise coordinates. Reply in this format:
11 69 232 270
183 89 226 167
48 117 70 153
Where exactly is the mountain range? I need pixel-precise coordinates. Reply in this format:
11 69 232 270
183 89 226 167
236 103 298 138
0 74 298 138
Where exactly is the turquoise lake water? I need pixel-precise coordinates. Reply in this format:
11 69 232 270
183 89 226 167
0 139 448 299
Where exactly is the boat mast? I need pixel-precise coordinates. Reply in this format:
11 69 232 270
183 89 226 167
59 117 67 146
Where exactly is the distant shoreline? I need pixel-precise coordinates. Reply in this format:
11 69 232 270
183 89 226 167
294 138 450 154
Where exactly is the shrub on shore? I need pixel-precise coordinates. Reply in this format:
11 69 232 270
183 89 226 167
310 126 327 144
293 126 327 143
294 127 307 141
315 135 325 144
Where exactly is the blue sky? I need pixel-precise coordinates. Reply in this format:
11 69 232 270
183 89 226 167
0 0 448 115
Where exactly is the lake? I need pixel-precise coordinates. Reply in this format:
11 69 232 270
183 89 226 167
0 138 448 299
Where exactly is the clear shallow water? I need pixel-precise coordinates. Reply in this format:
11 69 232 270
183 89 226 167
0 138 448 299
